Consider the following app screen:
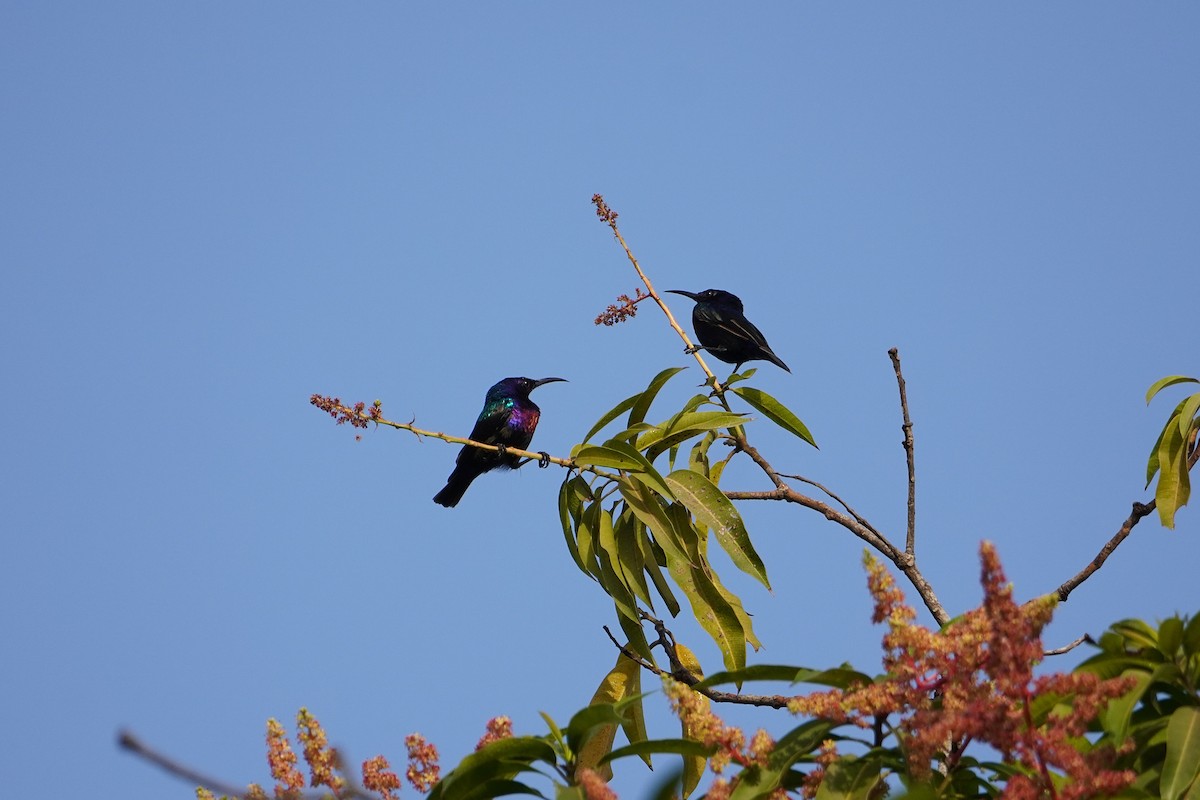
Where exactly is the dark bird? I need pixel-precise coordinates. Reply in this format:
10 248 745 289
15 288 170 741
666 289 790 373
432 376 566 508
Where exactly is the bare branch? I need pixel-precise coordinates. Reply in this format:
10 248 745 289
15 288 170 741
1055 426 1198 602
1054 501 1156 603
119 729 251 800
120 729 377 800
888 348 917 557
721 420 949 625
1043 634 1093 657
777 473 884 540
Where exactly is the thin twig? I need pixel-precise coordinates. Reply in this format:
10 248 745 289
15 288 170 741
119 730 374 800
592 194 723 392
1054 421 1199 602
1043 634 1092 657
119 730 250 800
777 473 884 539
1054 501 1156 603
888 348 917 557
310 394 617 478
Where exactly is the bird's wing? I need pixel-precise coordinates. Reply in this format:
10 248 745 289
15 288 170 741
695 304 771 348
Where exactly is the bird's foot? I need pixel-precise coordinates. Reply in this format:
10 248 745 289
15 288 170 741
537 451 551 468
495 444 508 460
684 344 702 355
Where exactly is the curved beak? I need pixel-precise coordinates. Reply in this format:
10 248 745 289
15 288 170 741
533 377 568 389
665 289 699 301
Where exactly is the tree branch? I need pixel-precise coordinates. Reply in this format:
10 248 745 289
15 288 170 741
888 348 917 557
1054 437 1199 602
120 729 378 800
1043 634 1092 657
592 193 724 392
310 394 618 478
725 435 950 626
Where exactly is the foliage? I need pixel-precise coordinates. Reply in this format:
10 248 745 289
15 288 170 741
1145 375 1200 529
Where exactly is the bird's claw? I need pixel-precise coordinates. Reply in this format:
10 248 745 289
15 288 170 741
684 344 701 355
496 444 508 459
537 451 551 468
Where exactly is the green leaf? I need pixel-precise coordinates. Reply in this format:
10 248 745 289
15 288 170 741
731 386 819 448
1181 393 1200 440
666 469 770 589
1112 619 1161 650
1148 396 1191 488
1161 616 1186 658
1148 422 1168 489
666 550 747 674
640 531 681 617
600 738 714 765
1163 707 1200 800
576 502 602 582
429 737 558 800
617 611 654 664
813 754 884 800
613 510 653 608
687 432 716 478
558 477 592 577
461 779 548 800
595 508 642 623
602 439 673 499
583 393 640 444
619 479 694 570
1184 614 1200 656
1099 669 1153 743
697 665 872 691
636 411 748 462
573 444 647 471
629 367 689 427
727 719 840 800
1156 415 1191 529
565 702 626 761
1147 375 1200 405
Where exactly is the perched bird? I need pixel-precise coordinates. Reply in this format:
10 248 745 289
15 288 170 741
432 376 566 508
666 289 790 373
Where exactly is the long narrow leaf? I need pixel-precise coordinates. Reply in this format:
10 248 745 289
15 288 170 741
629 367 688 427
731 386 818 448
600 738 714 765
583 394 640 444
573 444 647 471
667 470 770 589
1180 392 1200 440
1163 707 1200 800
1156 417 1191 529
1147 375 1200 404
603 438 674 499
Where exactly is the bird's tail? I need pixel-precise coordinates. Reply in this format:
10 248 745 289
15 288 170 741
432 468 475 508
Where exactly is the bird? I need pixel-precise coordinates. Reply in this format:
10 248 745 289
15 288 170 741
666 289 790 373
432 376 566 508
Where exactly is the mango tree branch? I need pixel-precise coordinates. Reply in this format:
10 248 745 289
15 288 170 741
889 348 918 557
1053 431 1199 603
591 193 723 392
120 729 377 800
725 434 949 626
309 394 615 477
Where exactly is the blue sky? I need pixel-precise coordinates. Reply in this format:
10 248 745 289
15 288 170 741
2 4 1197 798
